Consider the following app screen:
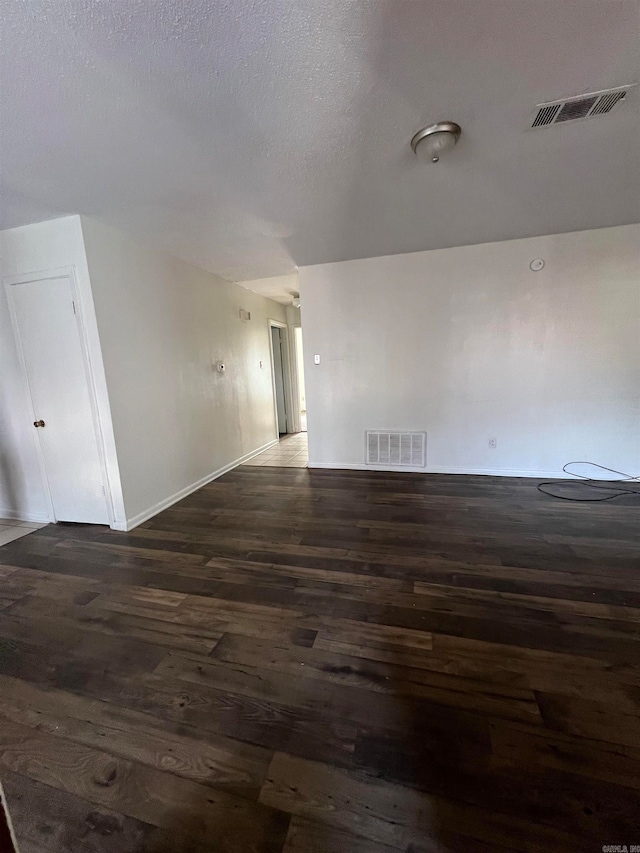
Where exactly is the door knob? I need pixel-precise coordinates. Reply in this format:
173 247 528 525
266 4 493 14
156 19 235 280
33 420 45 428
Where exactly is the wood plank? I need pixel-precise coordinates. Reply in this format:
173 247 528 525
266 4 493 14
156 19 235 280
0 596 222 656
0 718 289 852
152 650 495 744
313 617 433 651
1 465 638 851
259 752 583 852
1 769 154 852
0 673 272 798
351 729 640 840
282 816 444 853
535 691 640 748
489 719 640 790
414 580 640 622
210 633 541 723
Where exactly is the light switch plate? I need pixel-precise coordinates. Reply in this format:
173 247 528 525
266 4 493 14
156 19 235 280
314 354 321 365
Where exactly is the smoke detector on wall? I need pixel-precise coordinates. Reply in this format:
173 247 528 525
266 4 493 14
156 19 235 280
529 85 636 128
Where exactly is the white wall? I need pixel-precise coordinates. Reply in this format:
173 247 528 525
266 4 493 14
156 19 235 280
80 217 287 527
0 216 125 523
285 303 303 432
299 225 640 477
294 327 306 412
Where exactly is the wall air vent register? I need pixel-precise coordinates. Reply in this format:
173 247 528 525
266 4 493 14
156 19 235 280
366 431 426 467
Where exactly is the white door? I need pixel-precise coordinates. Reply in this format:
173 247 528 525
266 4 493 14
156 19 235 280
271 326 287 434
8 275 110 524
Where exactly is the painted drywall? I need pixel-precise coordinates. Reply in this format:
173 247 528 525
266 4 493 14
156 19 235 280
294 327 307 413
80 217 287 527
285 303 304 433
299 225 640 477
0 216 125 524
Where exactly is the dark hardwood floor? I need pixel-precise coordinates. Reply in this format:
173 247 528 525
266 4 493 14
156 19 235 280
0 466 638 852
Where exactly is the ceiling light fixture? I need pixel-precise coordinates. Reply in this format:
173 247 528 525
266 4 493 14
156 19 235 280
411 121 461 163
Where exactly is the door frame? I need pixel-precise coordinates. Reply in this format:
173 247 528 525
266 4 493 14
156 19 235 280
4 266 116 525
267 319 295 437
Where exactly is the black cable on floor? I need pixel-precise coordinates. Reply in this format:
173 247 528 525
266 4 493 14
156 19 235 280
537 462 640 502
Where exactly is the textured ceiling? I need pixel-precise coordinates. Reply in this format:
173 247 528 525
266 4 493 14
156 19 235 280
1 0 639 282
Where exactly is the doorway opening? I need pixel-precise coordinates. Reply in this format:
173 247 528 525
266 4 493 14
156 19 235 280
269 322 289 436
247 319 307 468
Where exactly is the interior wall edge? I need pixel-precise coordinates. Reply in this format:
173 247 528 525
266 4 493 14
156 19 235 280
112 438 280 531
78 215 287 522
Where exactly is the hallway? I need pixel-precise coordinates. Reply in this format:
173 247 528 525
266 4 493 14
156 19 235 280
244 433 308 468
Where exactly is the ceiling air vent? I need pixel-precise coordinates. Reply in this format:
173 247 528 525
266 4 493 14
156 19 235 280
590 90 627 115
529 85 635 129
555 95 598 122
366 431 426 468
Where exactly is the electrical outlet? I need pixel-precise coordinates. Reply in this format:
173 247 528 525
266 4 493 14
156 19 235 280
488 438 497 449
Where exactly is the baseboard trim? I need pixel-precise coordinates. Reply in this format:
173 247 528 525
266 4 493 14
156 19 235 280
307 462 570 478
0 508 51 524
112 439 280 532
